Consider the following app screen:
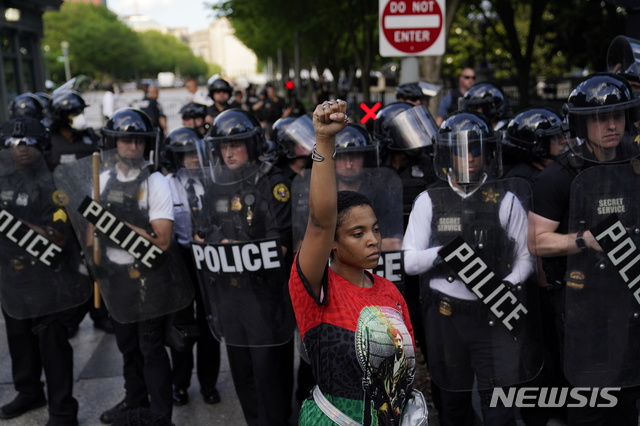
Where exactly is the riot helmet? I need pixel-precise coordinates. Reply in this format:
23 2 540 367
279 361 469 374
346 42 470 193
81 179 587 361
208 78 233 99
206 108 265 174
33 92 52 111
395 83 424 103
179 102 207 120
50 90 89 130
162 127 207 173
8 93 44 120
0 116 49 166
179 102 208 135
374 102 437 151
564 72 640 163
101 108 159 167
458 83 509 124
607 35 640 88
434 111 501 184
272 115 314 160
504 107 567 162
334 124 379 185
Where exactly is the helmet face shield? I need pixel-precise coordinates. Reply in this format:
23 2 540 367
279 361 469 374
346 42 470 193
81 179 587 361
607 35 640 88
280 115 314 158
567 103 640 162
386 106 437 150
435 131 501 184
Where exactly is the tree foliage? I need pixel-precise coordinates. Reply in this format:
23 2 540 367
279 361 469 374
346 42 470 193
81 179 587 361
42 2 208 84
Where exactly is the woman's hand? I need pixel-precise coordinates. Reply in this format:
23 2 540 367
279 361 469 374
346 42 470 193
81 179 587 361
313 99 349 138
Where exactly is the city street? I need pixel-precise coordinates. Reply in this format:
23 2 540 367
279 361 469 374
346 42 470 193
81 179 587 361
0 312 248 426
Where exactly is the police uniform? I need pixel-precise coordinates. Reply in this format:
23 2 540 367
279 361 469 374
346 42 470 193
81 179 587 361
196 162 294 426
167 173 221 402
47 130 98 170
532 146 640 425
403 179 535 426
98 166 176 420
0 150 90 425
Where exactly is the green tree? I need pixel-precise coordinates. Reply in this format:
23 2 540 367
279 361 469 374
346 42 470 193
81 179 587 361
137 31 209 78
212 0 380 101
43 2 143 82
43 3 209 84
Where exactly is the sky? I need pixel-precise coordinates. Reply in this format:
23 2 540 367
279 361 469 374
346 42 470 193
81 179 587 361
108 0 216 33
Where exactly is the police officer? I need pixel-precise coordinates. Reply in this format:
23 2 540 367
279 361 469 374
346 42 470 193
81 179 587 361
7 93 45 120
403 111 540 426
52 108 194 424
205 78 233 123
47 90 108 334
375 102 439 223
528 72 640 425
179 102 209 136
270 115 316 407
503 107 568 182
374 100 440 414
46 90 99 170
503 107 570 425
458 82 511 131
195 109 294 426
436 67 476 126
271 115 313 183
395 81 440 108
138 85 167 141
162 127 221 406
0 117 91 425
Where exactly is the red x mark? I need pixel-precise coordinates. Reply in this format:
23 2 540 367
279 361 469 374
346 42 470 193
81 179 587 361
359 102 382 124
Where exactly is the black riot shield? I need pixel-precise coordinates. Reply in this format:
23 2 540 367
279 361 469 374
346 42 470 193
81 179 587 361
179 165 296 347
291 167 406 289
52 151 193 324
416 177 543 391
565 163 640 387
0 149 91 319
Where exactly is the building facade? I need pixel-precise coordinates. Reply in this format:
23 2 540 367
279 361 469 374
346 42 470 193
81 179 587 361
0 0 62 122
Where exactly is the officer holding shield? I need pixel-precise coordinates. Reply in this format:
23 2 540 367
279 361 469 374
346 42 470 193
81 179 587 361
52 108 194 424
163 127 222 406
194 109 295 426
529 72 640 425
403 111 540 426
0 117 91 425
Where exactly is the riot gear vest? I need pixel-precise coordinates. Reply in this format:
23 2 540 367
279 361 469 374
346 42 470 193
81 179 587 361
429 182 514 280
101 169 151 231
47 130 98 169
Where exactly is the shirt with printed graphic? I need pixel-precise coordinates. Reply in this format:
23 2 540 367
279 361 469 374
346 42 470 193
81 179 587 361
289 253 416 425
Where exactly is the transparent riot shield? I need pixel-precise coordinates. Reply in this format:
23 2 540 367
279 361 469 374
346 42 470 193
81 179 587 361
565 163 640 387
178 166 296 347
52 151 194 324
0 149 91 319
415 177 543 391
291 167 405 289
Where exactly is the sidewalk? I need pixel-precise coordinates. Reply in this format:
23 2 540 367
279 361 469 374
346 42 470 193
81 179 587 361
0 314 247 426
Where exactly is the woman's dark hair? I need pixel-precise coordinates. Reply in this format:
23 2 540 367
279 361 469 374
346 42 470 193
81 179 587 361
336 190 373 229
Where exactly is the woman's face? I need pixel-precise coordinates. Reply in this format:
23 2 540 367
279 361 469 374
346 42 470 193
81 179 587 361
332 204 381 270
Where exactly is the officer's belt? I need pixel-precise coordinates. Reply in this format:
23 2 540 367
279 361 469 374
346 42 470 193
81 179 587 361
430 289 488 318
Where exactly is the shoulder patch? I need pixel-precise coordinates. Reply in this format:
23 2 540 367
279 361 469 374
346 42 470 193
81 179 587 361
272 183 290 202
53 208 68 223
52 190 68 206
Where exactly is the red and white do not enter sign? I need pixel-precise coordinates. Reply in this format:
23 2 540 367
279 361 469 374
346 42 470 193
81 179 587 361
379 0 445 57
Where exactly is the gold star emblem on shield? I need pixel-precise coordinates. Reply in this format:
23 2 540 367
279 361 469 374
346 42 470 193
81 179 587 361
482 188 500 203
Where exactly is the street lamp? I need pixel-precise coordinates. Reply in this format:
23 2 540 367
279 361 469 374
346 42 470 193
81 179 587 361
60 41 71 81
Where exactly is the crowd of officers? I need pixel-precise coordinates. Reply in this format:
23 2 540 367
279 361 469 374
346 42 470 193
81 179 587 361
1 55 640 426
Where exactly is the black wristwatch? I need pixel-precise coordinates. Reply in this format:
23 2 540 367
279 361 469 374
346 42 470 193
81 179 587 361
575 229 587 251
